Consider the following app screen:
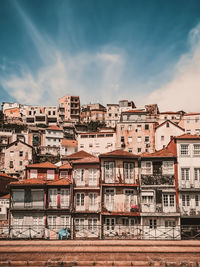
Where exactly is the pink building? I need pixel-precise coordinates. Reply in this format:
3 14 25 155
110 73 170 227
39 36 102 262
59 95 80 123
179 113 200 135
71 157 101 239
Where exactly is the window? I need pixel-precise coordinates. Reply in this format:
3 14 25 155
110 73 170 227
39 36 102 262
137 136 142 143
128 149 132 153
145 136 149 143
88 169 98 186
164 116 167 120
149 219 157 229
165 220 175 227
80 144 84 148
9 161 13 168
106 218 115 231
76 169 85 185
125 189 134 206
128 136 132 143
193 145 200 156
137 125 142 130
76 193 84 207
47 170 55 180
48 215 57 228
49 189 57 208
161 136 164 141
145 124 149 130
170 195 175 206
141 161 152 175
195 117 199 123
166 122 170 128
187 117 190 123
128 125 132 131
124 162 134 183
194 168 200 180
19 161 23 166
105 189 114 210
195 195 199 206
182 195 190 206
142 195 153 204
121 125 124 131
60 216 70 227
89 193 98 210
19 151 23 157
104 162 114 183
181 168 190 180
60 171 68 178
60 189 69 208
162 161 174 175
137 148 141 153
88 218 97 232
163 195 168 207
180 145 189 156
10 151 14 157
30 169 37 179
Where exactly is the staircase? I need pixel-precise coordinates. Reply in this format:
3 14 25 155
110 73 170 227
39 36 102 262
0 240 200 266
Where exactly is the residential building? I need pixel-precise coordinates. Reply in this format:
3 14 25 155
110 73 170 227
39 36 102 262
4 140 35 178
140 148 180 239
168 134 200 228
179 113 200 135
25 105 58 126
72 157 100 239
155 120 185 150
9 161 73 239
60 139 78 157
118 100 136 113
59 95 80 123
105 104 120 128
158 111 183 125
77 130 116 156
81 103 106 123
99 150 140 239
116 109 156 154
61 150 95 165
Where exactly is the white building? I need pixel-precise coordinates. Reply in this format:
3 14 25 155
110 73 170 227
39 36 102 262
77 130 116 157
44 126 64 147
155 120 185 151
0 194 9 221
174 134 200 225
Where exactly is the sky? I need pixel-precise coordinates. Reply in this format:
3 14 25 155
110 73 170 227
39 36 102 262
1 0 200 111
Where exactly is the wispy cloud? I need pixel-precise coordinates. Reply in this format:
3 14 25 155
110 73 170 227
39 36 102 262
0 3 125 106
143 23 200 112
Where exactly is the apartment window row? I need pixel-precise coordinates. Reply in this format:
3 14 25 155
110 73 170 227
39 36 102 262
141 161 174 175
181 168 200 181
182 194 200 207
180 144 200 157
30 169 55 180
75 168 98 186
120 124 149 131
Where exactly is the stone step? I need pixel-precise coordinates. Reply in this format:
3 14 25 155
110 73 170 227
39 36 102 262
0 260 199 266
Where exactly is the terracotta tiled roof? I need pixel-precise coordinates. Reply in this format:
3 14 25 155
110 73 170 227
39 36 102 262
0 173 17 180
155 120 184 131
47 125 63 131
160 111 180 114
100 150 138 158
61 139 78 147
141 148 176 158
47 178 71 186
62 150 95 160
71 157 99 164
59 162 72 169
175 134 200 140
0 194 10 199
183 113 200 116
10 178 46 186
27 162 58 169
122 109 146 114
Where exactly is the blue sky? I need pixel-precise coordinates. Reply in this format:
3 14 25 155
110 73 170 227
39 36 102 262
1 0 200 111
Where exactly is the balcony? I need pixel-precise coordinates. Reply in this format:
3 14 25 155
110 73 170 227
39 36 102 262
141 175 174 186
